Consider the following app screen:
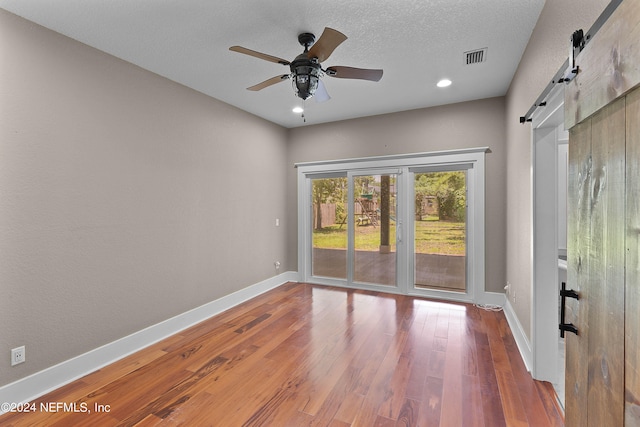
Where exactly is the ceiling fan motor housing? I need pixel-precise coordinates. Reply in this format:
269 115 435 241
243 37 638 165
290 53 321 100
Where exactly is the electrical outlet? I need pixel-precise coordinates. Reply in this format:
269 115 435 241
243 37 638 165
274 261 281 270
11 346 25 366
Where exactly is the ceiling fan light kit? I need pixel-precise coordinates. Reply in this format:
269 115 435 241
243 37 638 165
229 27 383 103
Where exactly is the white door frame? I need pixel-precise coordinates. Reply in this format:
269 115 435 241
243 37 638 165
531 83 566 382
406 164 476 302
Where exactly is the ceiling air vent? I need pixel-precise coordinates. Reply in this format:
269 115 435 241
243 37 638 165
465 48 487 65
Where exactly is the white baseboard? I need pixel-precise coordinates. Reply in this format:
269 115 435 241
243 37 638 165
0 271 298 412
474 292 533 372
503 298 533 372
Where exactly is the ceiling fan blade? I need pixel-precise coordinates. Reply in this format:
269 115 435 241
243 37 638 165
229 46 290 65
326 66 383 82
314 79 331 103
307 27 347 63
247 74 290 91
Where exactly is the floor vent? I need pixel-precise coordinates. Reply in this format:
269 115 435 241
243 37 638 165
465 48 487 65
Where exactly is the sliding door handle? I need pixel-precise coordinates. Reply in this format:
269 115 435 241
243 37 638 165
559 282 579 337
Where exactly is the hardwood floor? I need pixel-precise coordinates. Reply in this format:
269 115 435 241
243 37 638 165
0 282 563 426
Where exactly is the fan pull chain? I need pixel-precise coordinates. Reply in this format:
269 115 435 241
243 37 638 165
301 99 306 123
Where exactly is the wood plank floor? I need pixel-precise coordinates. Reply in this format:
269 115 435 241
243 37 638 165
0 282 564 426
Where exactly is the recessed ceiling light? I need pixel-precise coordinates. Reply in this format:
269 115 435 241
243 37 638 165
292 106 304 114
437 79 452 88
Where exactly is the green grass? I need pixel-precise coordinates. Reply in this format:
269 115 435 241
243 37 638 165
313 219 465 255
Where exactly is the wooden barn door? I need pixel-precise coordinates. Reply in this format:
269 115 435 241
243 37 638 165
564 1 640 425
566 96 626 426
626 84 640 427
625 89 640 426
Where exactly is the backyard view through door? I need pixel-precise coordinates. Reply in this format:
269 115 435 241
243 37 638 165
352 173 397 286
311 174 397 287
311 176 347 280
311 170 466 292
413 171 466 292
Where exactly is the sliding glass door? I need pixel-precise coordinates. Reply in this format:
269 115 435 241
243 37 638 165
349 171 398 287
411 169 467 294
309 171 399 288
310 175 347 280
298 149 485 302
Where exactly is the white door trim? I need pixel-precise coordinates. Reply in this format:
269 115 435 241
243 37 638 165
531 83 566 382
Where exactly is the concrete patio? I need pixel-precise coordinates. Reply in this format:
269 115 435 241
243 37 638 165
312 248 466 291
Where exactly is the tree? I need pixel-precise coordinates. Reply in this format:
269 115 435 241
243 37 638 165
380 174 391 252
414 172 466 221
312 178 346 230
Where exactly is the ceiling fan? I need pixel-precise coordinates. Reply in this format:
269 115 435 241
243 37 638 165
229 27 383 102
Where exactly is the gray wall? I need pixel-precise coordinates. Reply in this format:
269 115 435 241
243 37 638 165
0 10 289 386
286 98 507 294
504 0 610 340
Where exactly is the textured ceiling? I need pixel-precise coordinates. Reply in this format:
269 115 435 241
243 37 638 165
0 0 544 128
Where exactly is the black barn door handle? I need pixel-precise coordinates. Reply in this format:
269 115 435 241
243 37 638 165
559 282 579 337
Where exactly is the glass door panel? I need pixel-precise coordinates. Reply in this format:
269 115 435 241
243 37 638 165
311 177 348 279
351 173 397 286
413 171 466 292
